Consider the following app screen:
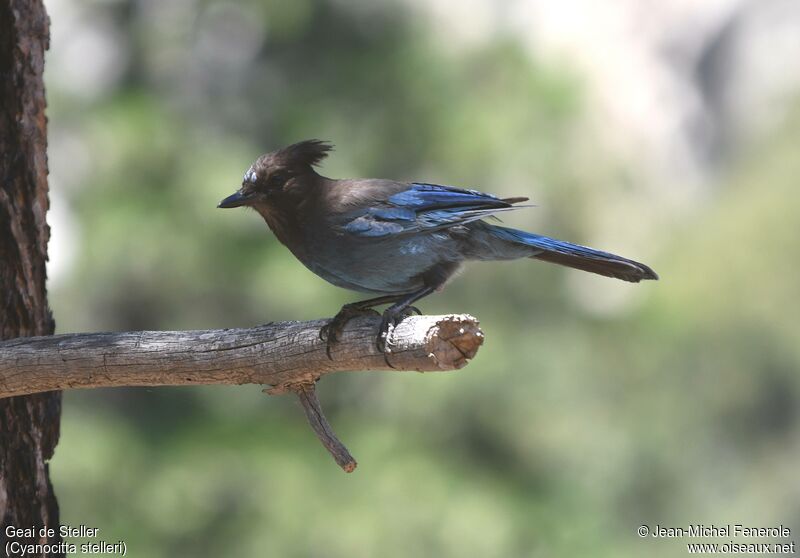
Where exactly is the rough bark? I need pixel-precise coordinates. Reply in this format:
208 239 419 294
0 0 62 555
0 314 483 397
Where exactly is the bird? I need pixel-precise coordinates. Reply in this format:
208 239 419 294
218 139 658 354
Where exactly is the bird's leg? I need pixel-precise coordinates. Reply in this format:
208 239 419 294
321 294 405 358
376 287 435 353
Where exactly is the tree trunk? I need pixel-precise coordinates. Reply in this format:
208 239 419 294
0 1 62 556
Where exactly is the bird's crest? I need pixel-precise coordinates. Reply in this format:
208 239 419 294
273 139 333 169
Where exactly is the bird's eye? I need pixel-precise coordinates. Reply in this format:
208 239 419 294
269 171 289 187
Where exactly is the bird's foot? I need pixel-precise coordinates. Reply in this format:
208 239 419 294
320 304 381 359
376 306 420 354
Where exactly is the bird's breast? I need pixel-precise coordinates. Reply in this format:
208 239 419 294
258 202 464 294
300 230 461 294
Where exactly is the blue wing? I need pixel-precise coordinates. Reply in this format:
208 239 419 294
341 183 529 238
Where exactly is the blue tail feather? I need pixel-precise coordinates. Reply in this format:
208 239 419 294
487 225 658 283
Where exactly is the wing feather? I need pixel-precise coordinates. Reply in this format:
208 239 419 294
339 182 530 238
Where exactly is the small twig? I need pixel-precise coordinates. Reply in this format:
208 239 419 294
277 382 357 472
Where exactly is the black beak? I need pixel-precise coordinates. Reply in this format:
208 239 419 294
217 191 251 208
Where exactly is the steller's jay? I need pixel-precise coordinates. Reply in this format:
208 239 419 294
219 140 658 353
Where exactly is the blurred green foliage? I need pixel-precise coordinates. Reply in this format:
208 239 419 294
46 0 799 556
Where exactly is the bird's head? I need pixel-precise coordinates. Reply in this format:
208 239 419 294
217 139 333 209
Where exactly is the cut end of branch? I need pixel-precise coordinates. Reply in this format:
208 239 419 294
387 314 484 370
424 314 484 369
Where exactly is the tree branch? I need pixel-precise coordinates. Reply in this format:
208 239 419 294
0 313 483 398
0 314 483 471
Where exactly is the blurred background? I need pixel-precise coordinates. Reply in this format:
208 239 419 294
44 0 800 556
